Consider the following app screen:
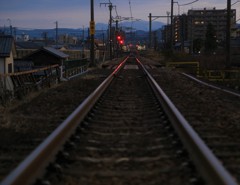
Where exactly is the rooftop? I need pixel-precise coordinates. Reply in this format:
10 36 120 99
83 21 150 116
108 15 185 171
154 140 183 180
0 35 14 57
42 47 69 59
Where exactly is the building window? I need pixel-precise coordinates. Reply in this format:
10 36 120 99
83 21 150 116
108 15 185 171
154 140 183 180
194 21 199 25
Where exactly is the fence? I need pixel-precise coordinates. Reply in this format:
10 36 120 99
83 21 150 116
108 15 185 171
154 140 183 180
0 59 91 105
0 65 60 105
203 69 240 82
166 61 200 77
63 59 89 79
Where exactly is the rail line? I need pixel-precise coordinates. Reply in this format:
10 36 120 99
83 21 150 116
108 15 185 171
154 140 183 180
1 56 238 185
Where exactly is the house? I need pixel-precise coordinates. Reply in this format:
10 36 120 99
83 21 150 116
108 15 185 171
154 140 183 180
0 35 16 74
24 46 69 66
23 47 69 79
16 41 42 59
0 35 16 92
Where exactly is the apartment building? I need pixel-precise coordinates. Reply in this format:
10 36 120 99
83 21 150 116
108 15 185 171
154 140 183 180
173 14 188 49
187 8 236 43
169 7 237 52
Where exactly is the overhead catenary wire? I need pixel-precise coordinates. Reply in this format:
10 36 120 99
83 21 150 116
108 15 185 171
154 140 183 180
129 0 133 33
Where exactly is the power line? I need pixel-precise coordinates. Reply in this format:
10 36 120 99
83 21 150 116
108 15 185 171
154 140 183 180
129 0 133 19
114 5 119 18
129 0 133 32
100 2 115 59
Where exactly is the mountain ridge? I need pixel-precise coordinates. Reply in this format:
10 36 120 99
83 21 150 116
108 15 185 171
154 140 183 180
1 20 165 38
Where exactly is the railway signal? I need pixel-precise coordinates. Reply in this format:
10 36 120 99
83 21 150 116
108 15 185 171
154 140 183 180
116 33 124 45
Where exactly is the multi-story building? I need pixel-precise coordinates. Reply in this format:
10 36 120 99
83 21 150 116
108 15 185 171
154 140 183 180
169 7 237 53
173 14 189 51
161 24 172 48
187 8 236 43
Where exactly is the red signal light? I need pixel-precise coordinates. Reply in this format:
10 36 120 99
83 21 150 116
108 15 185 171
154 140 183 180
116 34 124 45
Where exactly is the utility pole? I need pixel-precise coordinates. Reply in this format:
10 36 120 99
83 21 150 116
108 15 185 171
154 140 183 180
55 21 58 47
116 20 119 30
42 32 48 46
13 27 16 40
90 0 95 66
82 25 85 58
100 2 114 60
226 0 231 67
7 19 12 36
171 0 174 52
109 4 113 59
167 11 170 25
149 13 152 48
148 14 169 49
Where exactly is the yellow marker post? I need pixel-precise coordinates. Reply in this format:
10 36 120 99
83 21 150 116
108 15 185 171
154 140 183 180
90 21 95 35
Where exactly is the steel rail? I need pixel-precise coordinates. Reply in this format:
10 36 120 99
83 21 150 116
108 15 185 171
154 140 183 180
182 73 240 98
0 57 129 185
136 58 238 185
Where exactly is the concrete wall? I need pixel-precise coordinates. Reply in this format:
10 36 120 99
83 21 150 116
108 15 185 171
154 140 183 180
5 52 14 73
0 52 14 92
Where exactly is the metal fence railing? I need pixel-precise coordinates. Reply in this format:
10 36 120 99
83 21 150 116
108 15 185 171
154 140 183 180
0 65 60 105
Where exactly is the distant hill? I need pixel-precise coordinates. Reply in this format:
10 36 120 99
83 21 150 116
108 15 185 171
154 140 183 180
0 20 165 40
96 20 165 31
14 28 84 39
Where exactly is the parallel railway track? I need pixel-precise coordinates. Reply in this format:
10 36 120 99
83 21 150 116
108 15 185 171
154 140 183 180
0 56 238 185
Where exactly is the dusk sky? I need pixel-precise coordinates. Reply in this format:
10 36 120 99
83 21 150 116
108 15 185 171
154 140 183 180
0 0 239 29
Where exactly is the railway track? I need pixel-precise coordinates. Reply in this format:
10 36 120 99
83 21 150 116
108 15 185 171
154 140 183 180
148 67 240 184
1 56 238 185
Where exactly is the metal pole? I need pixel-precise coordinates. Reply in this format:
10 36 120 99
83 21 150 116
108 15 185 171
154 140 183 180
109 4 113 60
115 20 119 57
82 25 85 58
180 15 184 52
55 21 58 47
171 0 174 51
116 20 119 30
226 0 231 67
149 13 152 48
90 0 95 66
